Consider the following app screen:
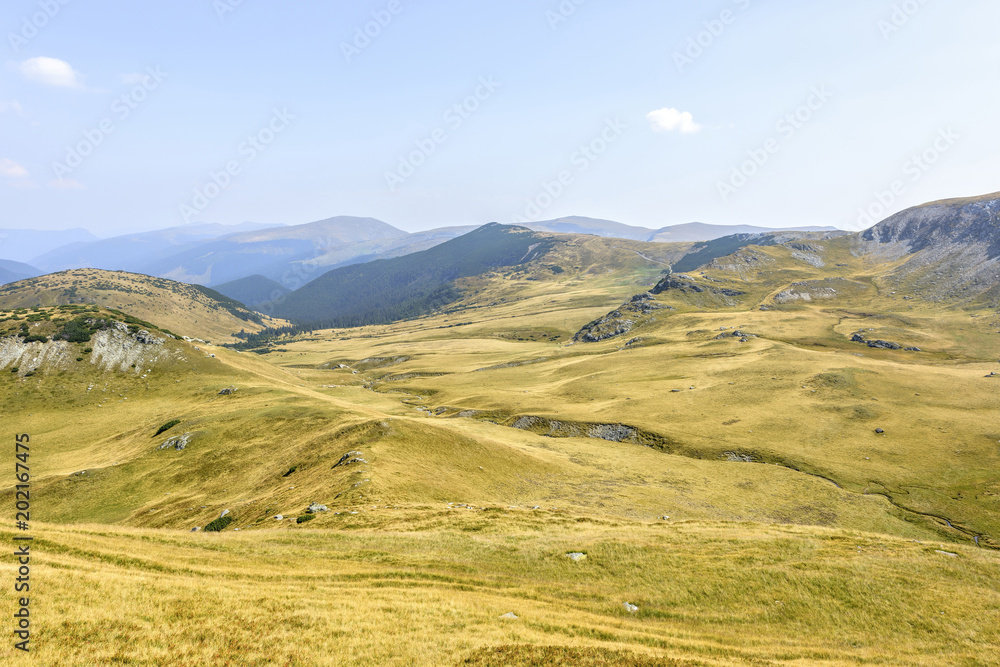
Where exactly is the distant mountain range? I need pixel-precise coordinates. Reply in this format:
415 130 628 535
0 259 42 285
0 227 97 263
524 216 838 242
4 215 842 291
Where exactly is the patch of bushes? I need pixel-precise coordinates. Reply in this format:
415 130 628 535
204 516 234 532
154 420 181 437
22 335 49 344
282 466 298 477
296 514 315 524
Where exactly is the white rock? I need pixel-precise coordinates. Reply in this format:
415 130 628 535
623 602 638 613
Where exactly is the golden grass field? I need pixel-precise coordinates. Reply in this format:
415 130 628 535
2 238 999 665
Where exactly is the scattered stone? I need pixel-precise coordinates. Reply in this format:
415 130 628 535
308 503 329 513
499 612 519 620
866 340 902 350
671 389 682 393
191 527 201 532
623 602 639 613
935 550 958 558
986 372 997 378
219 386 237 395
875 428 885 434
905 347 922 352
566 552 587 562
220 509 230 518
158 433 191 451
333 451 367 468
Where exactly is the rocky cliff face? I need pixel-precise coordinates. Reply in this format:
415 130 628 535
0 322 168 377
859 193 1000 304
573 293 670 343
862 193 1000 257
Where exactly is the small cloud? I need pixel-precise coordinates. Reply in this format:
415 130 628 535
49 178 85 190
0 158 29 178
18 57 83 88
647 107 702 134
0 100 24 115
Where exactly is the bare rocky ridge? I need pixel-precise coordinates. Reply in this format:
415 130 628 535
573 293 670 343
860 192 1000 304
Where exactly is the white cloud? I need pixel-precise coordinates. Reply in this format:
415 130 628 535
49 178 85 190
120 72 145 85
0 100 24 115
0 158 29 178
647 107 702 134
18 57 83 88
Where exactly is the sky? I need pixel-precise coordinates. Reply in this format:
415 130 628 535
1 0 998 238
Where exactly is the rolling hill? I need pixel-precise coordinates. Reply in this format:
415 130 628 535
267 223 559 327
523 216 839 242
140 216 407 287
29 221 275 273
2 192 999 665
0 269 288 341
210 274 291 308
0 258 42 285
861 191 1000 305
0 226 97 263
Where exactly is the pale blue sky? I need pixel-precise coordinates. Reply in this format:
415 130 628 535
1 0 998 237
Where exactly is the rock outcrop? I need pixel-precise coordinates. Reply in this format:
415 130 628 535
573 293 670 343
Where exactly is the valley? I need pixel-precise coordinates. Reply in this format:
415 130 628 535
1 195 999 665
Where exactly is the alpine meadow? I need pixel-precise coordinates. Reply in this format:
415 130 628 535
2 2 1000 666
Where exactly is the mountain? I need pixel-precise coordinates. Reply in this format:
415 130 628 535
0 269 288 341
522 216 839 243
267 223 556 327
294 225 480 274
30 222 277 273
211 274 291 308
140 216 406 287
648 222 838 243
861 191 1000 304
0 227 97 263
0 259 42 285
523 216 657 241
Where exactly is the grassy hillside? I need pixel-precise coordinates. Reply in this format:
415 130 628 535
210 274 290 308
1 222 999 664
268 224 558 328
0 269 289 342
